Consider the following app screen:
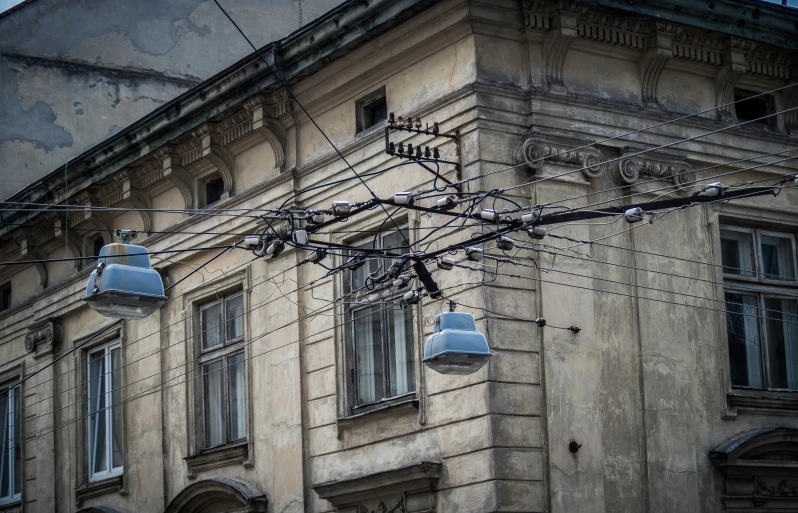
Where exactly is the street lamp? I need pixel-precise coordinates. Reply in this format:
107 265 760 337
84 238 167 319
423 312 492 375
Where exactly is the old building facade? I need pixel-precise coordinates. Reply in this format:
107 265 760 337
0 0 797 512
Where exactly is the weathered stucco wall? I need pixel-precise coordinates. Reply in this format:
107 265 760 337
0 0 797 512
0 0 342 199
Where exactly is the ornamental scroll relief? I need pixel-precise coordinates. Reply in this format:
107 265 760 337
514 137 607 179
25 319 60 356
514 137 695 186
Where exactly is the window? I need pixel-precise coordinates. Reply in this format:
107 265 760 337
346 229 415 409
87 343 122 481
199 293 246 448
0 284 9 312
92 235 105 257
721 226 798 390
356 88 387 134
205 177 225 205
0 384 21 505
734 89 775 125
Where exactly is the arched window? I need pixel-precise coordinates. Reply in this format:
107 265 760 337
164 478 267 513
711 427 798 510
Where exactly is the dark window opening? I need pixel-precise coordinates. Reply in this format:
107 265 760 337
363 97 387 131
356 89 387 134
0 283 10 312
92 235 105 257
204 177 225 206
734 89 774 125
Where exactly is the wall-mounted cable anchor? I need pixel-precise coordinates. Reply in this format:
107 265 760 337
535 317 580 333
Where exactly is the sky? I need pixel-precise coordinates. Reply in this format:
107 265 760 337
0 0 24 14
0 0 794 17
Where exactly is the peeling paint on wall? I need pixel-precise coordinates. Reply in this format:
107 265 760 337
0 58 73 151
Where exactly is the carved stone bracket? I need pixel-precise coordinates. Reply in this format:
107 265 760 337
153 146 194 209
613 149 695 186
514 136 607 180
25 318 60 357
715 37 755 120
243 93 293 172
640 21 682 107
785 79 798 135
543 5 584 92
193 123 234 200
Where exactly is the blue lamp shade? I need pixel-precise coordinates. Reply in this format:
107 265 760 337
84 243 167 319
423 312 493 375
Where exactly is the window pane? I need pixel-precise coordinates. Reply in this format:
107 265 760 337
88 351 107 475
726 293 763 388
0 389 9 498
761 235 795 280
350 249 379 294
764 298 798 389
720 230 756 277
354 307 384 405
226 295 244 341
203 361 225 447
110 348 123 469
228 353 246 441
11 388 19 498
387 305 415 397
202 303 223 349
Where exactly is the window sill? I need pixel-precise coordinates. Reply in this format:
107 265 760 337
339 396 418 427
728 389 798 415
185 441 248 478
75 474 124 506
0 498 21 513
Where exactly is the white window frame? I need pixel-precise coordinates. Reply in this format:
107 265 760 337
721 224 798 391
0 383 21 506
86 342 122 482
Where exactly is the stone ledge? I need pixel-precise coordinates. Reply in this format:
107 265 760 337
728 391 798 415
75 474 123 506
185 442 248 478
313 461 441 510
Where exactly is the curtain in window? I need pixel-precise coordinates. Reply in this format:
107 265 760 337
226 295 244 340
0 387 14 500
229 353 246 441
765 298 798 389
720 230 755 277
88 352 107 475
355 307 383 404
202 303 224 349
761 236 796 280
726 293 762 388
203 361 225 447
110 348 123 468
387 306 415 396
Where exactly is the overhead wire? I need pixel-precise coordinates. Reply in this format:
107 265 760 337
415 83 798 194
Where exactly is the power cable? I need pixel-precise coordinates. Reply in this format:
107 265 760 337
212 0 412 253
